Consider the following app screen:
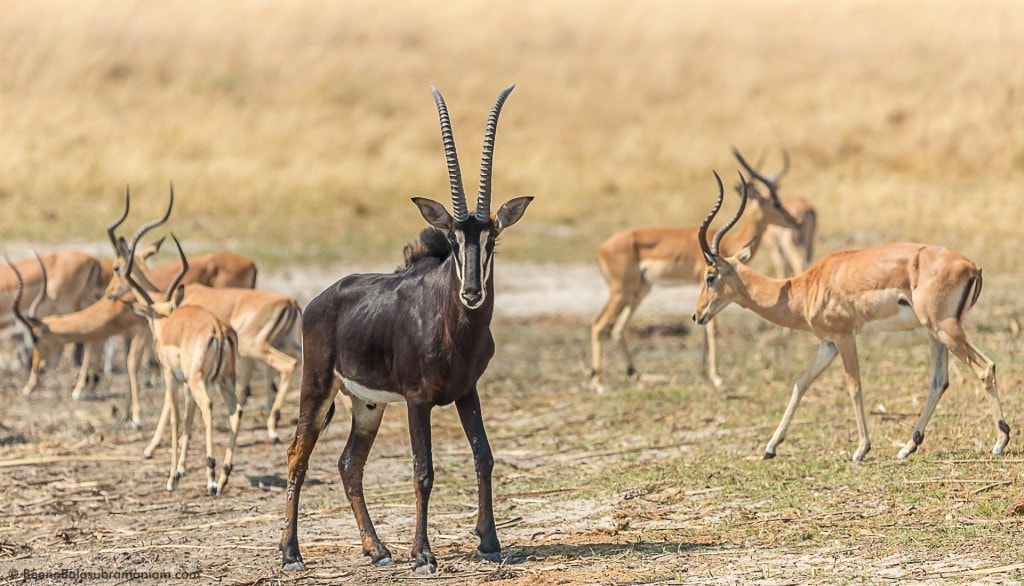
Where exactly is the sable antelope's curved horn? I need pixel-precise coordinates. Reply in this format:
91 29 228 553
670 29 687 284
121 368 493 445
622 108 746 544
164 234 189 303
698 171 725 266
475 84 515 221
29 253 47 319
431 86 468 222
108 186 131 253
711 173 749 255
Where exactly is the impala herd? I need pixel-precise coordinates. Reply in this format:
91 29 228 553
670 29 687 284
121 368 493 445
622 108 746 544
0 86 1012 573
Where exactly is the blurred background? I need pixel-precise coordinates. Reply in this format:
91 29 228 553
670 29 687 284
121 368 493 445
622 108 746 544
1 0 1022 270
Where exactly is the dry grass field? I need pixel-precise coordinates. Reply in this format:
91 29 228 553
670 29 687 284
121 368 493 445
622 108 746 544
3 1 1024 584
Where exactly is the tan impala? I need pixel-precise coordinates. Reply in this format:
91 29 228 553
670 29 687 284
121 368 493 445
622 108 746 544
762 194 817 277
589 148 799 391
108 189 301 444
691 172 1009 462
123 234 241 496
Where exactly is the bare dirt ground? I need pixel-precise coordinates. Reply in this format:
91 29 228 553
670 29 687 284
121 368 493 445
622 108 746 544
2 263 1023 585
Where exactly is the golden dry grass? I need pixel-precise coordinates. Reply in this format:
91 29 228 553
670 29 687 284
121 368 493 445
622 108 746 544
1 0 1023 268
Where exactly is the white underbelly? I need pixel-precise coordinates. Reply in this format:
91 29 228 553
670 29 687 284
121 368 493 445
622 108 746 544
860 304 921 333
337 373 405 404
639 259 691 287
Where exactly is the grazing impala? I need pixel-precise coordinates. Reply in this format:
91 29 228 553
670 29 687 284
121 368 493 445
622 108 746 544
108 189 301 443
280 85 532 574
122 234 241 495
762 194 817 278
589 148 799 391
692 173 1009 462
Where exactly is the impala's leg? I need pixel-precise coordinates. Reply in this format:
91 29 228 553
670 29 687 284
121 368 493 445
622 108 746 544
590 294 627 391
337 395 391 567
176 396 197 478
765 341 838 459
703 317 724 389
187 376 219 496
123 333 146 429
407 402 437 574
280 346 341 571
898 336 949 459
455 389 501 562
165 369 182 491
143 389 171 459
215 372 241 494
20 346 42 396
255 346 298 444
767 235 787 278
71 342 102 400
836 336 870 462
936 323 1009 455
236 357 254 407
612 280 651 383
781 233 808 276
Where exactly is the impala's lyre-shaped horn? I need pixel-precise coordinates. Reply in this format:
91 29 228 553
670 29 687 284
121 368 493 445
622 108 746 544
29 253 48 319
6 259 32 333
164 234 189 303
475 84 515 222
431 86 469 223
711 173 749 256
108 186 131 255
698 171 725 266
124 184 174 262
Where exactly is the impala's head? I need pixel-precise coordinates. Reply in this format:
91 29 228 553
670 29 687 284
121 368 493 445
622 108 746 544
412 85 533 310
104 186 172 300
122 231 189 321
692 172 754 326
6 255 61 372
732 147 800 231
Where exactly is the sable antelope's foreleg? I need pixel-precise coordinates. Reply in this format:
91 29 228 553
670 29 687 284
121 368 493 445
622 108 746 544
899 336 949 459
703 317 724 389
765 341 838 459
407 402 437 574
338 395 390 566
935 323 1009 455
280 348 340 571
455 390 501 561
836 336 871 462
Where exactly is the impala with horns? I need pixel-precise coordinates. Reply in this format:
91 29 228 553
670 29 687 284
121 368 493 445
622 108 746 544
2 251 105 365
123 234 242 495
280 85 532 574
107 188 299 441
692 173 1009 462
10 257 151 428
589 148 799 391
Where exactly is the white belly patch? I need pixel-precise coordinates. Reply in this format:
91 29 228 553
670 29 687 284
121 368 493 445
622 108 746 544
861 301 921 333
337 374 405 404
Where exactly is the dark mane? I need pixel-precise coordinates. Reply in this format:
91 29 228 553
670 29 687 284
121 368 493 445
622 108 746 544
399 228 451 270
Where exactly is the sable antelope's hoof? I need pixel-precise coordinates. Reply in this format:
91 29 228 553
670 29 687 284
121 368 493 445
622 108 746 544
372 556 394 567
413 561 437 575
282 560 306 572
475 549 502 563
412 551 437 575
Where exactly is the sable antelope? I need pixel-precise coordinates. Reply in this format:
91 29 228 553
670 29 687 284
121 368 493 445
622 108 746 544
691 172 1009 461
2 251 105 366
12 256 151 427
122 234 241 495
279 85 532 574
589 148 799 391
762 195 817 278
107 191 301 443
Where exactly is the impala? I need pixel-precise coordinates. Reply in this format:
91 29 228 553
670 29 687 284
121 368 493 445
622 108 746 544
692 173 1009 461
589 148 799 391
280 85 532 574
107 189 301 443
762 194 817 278
123 234 242 495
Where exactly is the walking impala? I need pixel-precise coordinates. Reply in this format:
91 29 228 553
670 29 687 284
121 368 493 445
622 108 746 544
106 189 301 443
692 173 1009 461
762 194 817 277
122 234 242 495
590 148 800 391
280 85 532 574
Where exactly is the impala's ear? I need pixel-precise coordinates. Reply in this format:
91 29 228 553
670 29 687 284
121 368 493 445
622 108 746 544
140 237 165 260
412 197 453 230
169 284 185 310
116 236 130 258
733 239 755 264
495 196 534 231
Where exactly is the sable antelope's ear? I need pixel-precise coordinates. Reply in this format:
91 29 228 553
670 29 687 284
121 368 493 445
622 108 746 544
495 196 533 231
169 284 186 310
140 237 166 260
412 197 453 230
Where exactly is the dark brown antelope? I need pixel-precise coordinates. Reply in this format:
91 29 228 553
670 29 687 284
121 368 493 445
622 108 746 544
279 85 532 574
692 173 1008 461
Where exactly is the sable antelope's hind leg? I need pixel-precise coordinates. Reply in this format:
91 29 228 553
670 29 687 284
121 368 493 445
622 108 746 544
456 390 501 562
339 395 392 567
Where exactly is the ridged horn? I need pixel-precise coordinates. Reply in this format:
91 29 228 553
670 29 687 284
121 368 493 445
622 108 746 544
164 234 189 303
108 186 131 254
124 184 174 264
711 173 749 255
29 253 47 318
6 259 32 333
475 84 515 221
431 86 468 222
698 171 725 266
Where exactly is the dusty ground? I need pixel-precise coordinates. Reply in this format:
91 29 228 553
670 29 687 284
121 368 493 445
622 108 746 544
2 264 1023 585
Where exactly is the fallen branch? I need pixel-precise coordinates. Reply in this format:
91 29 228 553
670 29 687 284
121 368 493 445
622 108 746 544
0 455 141 468
972 480 1011 495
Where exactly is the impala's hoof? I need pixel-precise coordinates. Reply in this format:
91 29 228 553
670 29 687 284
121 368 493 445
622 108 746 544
208 482 220 497
897 446 916 460
475 549 502 563
763 451 776 460
282 560 306 572
269 434 282 445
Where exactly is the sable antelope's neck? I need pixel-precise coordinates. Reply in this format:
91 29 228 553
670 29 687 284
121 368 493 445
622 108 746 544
731 263 809 331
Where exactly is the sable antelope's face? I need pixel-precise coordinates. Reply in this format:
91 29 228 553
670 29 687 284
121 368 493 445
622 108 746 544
413 196 533 310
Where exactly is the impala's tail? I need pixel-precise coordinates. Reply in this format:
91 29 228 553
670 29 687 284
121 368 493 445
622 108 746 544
957 272 983 323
